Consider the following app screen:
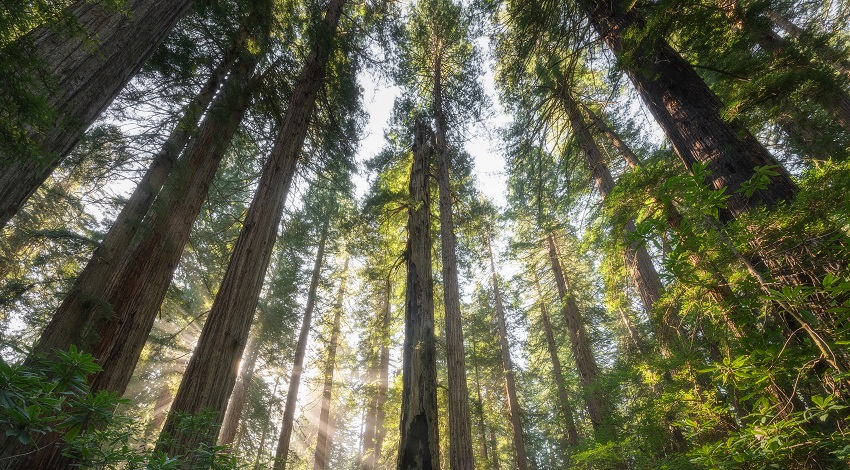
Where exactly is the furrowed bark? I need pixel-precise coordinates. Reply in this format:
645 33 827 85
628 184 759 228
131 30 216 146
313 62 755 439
313 258 349 470
219 333 261 445
272 220 330 470
30 41 241 363
158 1 346 465
433 54 475 470
396 120 440 470
0 50 260 470
0 0 194 228
575 0 797 221
486 233 529 470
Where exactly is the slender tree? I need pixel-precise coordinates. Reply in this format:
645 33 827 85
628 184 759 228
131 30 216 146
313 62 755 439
485 232 529 470
314 257 350 470
272 218 330 470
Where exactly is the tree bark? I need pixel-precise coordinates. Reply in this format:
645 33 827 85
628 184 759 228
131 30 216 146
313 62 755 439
560 89 680 354
0 0 194 228
396 119 440 470
361 278 391 470
157 1 346 465
470 342 490 465
575 0 797 221
271 219 330 470
532 274 580 448
29 40 241 364
0 50 260 470
433 53 475 470
313 258 349 470
546 233 609 434
219 333 261 445
486 234 529 470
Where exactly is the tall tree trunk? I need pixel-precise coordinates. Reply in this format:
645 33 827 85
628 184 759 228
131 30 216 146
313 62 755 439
486 234 529 470
219 333 261 445
29 41 241 363
272 219 330 470
470 342 490 465
255 375 281 470
559 89 680 354
157 1 346 464
362 278 391 470
575 0 797 221
532 274 580 448
374 279 391 468
0 49 261 470
433 54 475 470
397 120 440 470
313 258 349 470
0 0 194 228
546 233 609 435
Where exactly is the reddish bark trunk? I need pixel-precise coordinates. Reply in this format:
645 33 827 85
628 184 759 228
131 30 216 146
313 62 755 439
546 233 609 434
272 220 330 470
576 0 797 221
218 333 261 445
532 275 580 448
434 54 475 470
313 258 349 470
486 234 529 470
30 41 241 363
0 0 194 228
158 1 346 465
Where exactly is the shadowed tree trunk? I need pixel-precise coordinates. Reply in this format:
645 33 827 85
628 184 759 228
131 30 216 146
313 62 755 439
156 1 346 464
486 233 529 470
397 119 440 470
434 52 475 470
219 333 261 445
0 0 195 228
574 0 797 221
546 233 610 435
532 274 580 449
313 257 349 470
272 219 330 470
29 41 242 364
0 48 262 470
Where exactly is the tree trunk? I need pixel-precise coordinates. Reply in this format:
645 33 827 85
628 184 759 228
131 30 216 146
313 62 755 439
532 274 580 448
546 233 609 434
575 0 797 221
29 40 241 364
470 343 490 466
313 257 349 470
374 279 391 468
0 50 261 470
157 1 346 464
433 54 475 470
764 9 850 79
362 278 391 470
219 333 261 445
560 89 680 354
396 119 440 470
271 219 330 470
486 234 529 470
0 0 194 228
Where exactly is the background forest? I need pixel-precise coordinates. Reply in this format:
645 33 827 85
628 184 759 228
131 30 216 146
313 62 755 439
1 0 850 469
